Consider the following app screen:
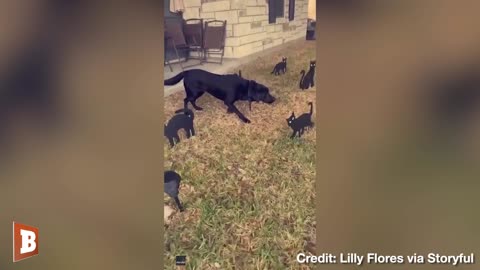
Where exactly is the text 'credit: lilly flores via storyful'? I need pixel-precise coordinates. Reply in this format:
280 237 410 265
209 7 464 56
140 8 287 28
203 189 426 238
297 253 475 266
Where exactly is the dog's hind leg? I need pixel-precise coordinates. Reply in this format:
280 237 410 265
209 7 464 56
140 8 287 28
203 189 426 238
185 87 204 111
190 99 203 111
183 98 190 111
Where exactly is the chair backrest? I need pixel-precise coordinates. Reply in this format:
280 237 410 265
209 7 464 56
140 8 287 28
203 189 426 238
165 18 187 47
183 19 203 47
203 20 226 50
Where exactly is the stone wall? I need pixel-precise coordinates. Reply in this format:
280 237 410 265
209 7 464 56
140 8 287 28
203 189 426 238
182 0 309 58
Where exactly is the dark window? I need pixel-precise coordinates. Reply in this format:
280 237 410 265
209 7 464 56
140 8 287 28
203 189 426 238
268 0 285 24
288 0 295 21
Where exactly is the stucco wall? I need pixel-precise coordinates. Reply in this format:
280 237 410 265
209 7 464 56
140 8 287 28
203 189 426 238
182 0 308 58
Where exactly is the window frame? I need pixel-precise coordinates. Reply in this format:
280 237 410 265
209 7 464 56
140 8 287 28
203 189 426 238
268 0 285 24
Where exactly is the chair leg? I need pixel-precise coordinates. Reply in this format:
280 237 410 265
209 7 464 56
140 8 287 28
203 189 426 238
165 60 173 72
171 40 184 71
197 47 204 64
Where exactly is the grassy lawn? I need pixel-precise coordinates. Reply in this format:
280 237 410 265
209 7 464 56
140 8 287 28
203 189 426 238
164 39 316 270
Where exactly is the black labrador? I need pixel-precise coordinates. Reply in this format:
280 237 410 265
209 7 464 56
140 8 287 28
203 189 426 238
164 69 276 123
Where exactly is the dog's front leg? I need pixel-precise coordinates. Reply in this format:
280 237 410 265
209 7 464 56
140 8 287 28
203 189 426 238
226 102 250 123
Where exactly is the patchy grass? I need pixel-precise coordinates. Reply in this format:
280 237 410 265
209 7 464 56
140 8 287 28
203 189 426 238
164 40 316 270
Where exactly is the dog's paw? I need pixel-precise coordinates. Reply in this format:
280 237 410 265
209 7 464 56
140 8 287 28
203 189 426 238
244 119 251 124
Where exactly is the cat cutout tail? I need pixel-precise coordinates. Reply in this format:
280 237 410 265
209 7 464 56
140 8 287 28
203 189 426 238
299 70 306 89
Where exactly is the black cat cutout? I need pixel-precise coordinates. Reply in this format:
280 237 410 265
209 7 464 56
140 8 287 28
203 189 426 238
299 60 316 90
287 102 314 138
164 109 195 147
164 170 184 212
271 57 287 75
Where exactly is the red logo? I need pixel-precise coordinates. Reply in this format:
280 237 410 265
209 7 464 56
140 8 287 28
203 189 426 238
13 221 39 262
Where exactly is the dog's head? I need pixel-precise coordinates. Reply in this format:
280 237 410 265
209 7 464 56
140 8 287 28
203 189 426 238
282 57 287 63
248 80 276 104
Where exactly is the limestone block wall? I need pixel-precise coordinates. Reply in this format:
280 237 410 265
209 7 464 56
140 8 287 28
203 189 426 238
182 0 309 58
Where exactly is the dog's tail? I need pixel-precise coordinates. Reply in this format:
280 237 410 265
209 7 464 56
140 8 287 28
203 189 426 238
299 70 306 88
238 70 242 78
308 102 313 115
164 71 185 86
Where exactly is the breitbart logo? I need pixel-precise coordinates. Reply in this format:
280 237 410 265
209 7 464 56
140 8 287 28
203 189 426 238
13 222 39 262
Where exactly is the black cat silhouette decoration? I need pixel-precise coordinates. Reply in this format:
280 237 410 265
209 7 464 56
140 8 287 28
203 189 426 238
299 60 316 90
164 109 195 147
271 57 287 75
287 102 314 138
164 170 184 212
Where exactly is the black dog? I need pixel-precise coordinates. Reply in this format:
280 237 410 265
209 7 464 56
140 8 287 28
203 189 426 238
164 69 276 123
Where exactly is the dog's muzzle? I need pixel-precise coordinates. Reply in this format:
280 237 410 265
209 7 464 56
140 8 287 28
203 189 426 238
265 95 276 104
